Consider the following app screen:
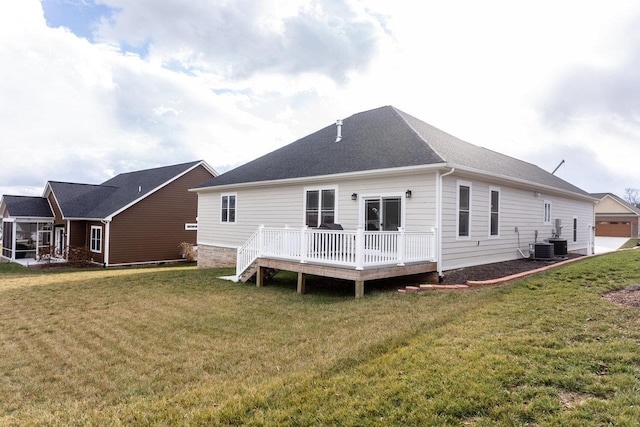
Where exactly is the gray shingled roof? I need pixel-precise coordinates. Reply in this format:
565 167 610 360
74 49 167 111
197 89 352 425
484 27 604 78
1 161 204 220
591 192 640 215
2 195 54 218
195 106 590 197
50 160 203 219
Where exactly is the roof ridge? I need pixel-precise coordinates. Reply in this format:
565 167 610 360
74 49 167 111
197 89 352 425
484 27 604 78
110 160 202 177
49 181 119 190
390 106 448 162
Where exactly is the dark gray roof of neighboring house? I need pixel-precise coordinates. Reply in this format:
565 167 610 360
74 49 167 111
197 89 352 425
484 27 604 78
195 106 590 197
2 195 54 218
591 192 640 215
51 160 203 219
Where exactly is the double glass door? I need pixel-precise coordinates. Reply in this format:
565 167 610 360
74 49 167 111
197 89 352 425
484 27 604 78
364 197 401 231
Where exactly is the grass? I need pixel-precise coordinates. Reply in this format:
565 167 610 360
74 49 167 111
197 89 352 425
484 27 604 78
1 252 639 425
620 238 640 249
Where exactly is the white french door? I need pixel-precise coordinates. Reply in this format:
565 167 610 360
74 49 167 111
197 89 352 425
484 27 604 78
364 197 402 231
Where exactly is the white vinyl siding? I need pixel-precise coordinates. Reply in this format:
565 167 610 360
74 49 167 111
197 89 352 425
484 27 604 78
196 171 438 249
441 174 594 271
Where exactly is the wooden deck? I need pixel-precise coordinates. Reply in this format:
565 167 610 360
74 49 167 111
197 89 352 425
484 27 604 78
253 257 438 298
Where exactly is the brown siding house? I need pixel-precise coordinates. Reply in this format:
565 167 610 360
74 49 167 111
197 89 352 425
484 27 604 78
107 165 213 265
1 160 217 266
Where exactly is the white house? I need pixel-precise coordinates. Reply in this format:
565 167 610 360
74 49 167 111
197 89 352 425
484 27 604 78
192 106 596 297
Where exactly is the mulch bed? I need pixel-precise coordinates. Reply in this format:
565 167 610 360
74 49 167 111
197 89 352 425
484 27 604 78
439 254 640 310
439 254 583 285
602 284 640 309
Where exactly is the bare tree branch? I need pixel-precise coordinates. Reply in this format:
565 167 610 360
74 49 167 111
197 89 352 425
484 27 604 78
623 188 640 207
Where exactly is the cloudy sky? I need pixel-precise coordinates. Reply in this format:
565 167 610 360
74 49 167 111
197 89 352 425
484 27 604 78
2 0 640 198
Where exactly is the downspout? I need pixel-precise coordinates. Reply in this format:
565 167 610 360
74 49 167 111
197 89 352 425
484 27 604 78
437 167 455 279
101 219 111 267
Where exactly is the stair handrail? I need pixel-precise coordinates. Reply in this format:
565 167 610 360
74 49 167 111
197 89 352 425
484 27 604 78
236 225 263 280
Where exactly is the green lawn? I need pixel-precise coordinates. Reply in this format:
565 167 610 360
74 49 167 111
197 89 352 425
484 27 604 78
1 252 639 426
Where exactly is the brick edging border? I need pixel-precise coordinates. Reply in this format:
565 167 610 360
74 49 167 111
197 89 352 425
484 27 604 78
466 248 636 287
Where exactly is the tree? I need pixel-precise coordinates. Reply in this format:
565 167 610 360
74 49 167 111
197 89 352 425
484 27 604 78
623 188 640 207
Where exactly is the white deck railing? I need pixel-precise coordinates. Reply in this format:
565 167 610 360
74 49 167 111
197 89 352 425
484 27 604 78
236 226 437 279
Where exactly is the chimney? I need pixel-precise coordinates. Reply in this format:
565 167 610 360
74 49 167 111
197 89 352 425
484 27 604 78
335 119 343 143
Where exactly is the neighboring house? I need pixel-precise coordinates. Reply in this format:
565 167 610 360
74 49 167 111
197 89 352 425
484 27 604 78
1 160 217 266
192 106 596 297
591 193 640 238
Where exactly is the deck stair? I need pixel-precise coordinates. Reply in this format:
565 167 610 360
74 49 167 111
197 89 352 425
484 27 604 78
238 262 279 283
397 284 469 294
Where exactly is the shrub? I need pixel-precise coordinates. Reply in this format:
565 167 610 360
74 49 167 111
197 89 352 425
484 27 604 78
179 242 197 262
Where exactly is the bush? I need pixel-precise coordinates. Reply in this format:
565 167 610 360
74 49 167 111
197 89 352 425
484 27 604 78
179 242 197 262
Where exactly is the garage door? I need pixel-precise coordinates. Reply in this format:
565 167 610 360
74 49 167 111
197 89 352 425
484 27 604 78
596 221 631 237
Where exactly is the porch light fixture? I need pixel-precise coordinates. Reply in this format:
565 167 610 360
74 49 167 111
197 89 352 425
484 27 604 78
351 193 358 201
405 190 412 199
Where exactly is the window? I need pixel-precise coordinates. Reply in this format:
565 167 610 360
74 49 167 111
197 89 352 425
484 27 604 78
573 217 578 242
490 188 500 237
305 189 335 227
457 181 471 238
185 223 198 230
221 194 236 223
90 226 102 253
543 200 552 224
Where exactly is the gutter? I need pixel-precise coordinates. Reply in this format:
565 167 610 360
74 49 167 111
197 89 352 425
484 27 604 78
189 163 449 193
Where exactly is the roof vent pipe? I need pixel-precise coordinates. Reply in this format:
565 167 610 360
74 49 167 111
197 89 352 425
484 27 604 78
335 119 343 143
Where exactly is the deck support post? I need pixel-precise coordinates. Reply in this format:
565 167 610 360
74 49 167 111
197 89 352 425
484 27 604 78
355 280 364 299
256 266 263 287
297 272 306 294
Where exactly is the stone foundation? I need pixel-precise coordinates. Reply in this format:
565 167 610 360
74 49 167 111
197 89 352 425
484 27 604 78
197 245 237 269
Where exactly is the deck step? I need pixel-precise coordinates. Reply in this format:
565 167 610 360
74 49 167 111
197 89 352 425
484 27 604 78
239 264 280 284
398 284 469 294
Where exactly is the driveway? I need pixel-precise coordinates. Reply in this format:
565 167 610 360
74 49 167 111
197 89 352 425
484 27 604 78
594 236 629 254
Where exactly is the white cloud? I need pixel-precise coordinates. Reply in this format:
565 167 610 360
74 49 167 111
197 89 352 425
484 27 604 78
0 0 295 195
2 0 640 200
94 0 386 82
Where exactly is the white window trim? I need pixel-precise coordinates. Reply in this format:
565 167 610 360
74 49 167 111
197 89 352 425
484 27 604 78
543 200 552 225
302 186 339 227
220 193 237 224
185 223 198 230
90 225 102 253
456 180 472 240
489 186 500 238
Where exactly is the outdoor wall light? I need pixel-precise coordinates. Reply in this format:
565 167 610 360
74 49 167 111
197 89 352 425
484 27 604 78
351 193 358 201
405 190 412 198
